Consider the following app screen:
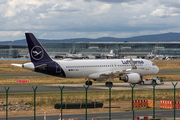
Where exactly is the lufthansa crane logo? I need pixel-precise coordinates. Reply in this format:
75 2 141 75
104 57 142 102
31 46 44 60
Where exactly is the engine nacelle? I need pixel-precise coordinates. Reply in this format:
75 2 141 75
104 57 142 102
119 73 140 84
23 62 35 70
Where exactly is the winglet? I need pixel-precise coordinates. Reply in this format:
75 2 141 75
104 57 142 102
130 57 137 69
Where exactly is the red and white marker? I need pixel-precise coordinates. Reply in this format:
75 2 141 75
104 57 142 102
44 107 46 120
16 80 30 83
58 108 61 120
135 116 153 120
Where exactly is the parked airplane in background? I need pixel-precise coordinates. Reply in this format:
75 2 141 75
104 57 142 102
66 53 85 59
147 52 165 60
101 50 116 59
12 33 159 86
106 50 116 58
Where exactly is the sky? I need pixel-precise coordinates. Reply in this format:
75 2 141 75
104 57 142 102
0 0 180 41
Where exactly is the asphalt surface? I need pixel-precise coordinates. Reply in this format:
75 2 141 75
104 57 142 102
0 69 180 119
0 69 180 77
158 69 180 74
0 69 179 93
0 82 179 93
0 110 180 120
0 73 46 77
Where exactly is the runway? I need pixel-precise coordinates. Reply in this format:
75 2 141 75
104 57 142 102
0 110 180 120
0 69 180 77
0 82 179 93
0 70 180 120
0 69 180 93
158 69 180 74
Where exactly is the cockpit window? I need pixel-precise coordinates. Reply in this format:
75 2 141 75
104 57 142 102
152 63 155 66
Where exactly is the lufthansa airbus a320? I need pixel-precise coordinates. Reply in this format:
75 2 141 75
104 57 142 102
12 33 159 86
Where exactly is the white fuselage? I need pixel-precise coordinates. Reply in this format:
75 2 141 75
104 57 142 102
56 59 159 78
12 33 160 85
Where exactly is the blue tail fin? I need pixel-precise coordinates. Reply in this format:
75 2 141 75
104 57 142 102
25 33 66 78
25 33 52 63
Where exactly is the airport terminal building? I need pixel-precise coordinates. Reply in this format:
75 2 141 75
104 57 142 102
42 42 180 58
1 42 180 58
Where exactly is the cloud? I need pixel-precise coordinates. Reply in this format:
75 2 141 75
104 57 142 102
84 0 149 5
2 0 50 18
92 3 112 14
151 6 180 17
133 15 147 19
159 0 180 8
84 0 141 3
0 0 180 41
49 2 80 12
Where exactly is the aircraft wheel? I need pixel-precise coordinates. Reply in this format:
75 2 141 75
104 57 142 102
85 81 92 85
140 81 144 85
152 80 156 85
89 81 92 85
106 82 113 87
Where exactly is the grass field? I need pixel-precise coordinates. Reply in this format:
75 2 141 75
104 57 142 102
0 60 180 85
0 73 180 85
0 89 179 117
0 89 179 106
1 59 180 74
0 60 180 117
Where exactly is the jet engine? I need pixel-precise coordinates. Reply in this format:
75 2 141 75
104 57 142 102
119 73 140 84
23 62 35 70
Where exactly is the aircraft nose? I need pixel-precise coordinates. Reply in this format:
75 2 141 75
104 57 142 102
155 66 159 74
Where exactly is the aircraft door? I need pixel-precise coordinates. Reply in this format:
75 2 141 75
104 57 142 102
114 64 117 71
145 61 150 70
55 63 61 73
111 63 117 72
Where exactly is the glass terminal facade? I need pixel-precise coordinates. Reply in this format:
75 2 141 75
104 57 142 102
41 42 180 57
1 42 180 58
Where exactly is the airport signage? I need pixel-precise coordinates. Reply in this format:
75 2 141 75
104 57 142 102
16 80 30 83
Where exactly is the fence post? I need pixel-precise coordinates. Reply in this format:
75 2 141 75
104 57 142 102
130 84 135 120
59 86 64 120
32 86 38 120
151 82 157 120
4 87 10 120
172 82 178 120
107 84 113 120
83 85 89 120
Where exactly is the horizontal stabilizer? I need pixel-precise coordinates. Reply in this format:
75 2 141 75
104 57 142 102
11 64 22 67
35 64 47 69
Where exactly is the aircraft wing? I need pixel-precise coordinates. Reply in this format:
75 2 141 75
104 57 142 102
89 58 137 79
11 63 47 69
89 69 132 79
35 64 47 69
103 69 132 76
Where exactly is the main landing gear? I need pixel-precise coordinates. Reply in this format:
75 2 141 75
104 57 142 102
106 76 113 87
140 76 144 85
85 79 92 85
105 82 113 87
85 81 92 85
